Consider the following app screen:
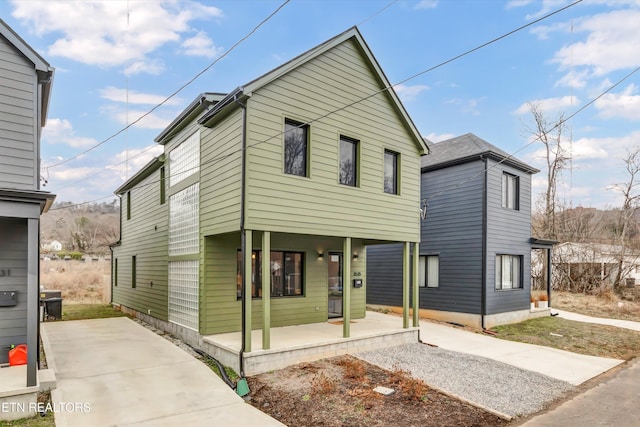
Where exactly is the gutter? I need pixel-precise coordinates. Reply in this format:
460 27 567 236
481 155 488 330
235 93 248 379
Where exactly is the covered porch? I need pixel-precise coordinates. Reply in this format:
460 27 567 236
200 310 419 375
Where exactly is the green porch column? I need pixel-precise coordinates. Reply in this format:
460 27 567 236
412 241 420 327
244 230 252 353
343 237 351 338
262 231 271 350
403 241 410 328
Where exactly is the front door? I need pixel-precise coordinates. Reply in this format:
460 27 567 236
328 252 343 318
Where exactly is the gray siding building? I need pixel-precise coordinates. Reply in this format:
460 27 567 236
0 19 55 390
368 133 552 328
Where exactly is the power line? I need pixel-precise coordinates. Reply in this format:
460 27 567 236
45 0 291 170
425 66 640 204
49 0 585 210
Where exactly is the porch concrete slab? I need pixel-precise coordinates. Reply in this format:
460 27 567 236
41 317 284 427
554 309 640 331
418 320 623 385
207 310 411 352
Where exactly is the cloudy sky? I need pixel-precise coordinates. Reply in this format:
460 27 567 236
2 0 639 209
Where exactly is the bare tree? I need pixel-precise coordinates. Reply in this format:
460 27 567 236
608 147 640 288
526 103 570 239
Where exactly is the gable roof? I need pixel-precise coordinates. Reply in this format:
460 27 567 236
421 133 538 174
0 19 54 127
198 26 427 155
155 92 226 144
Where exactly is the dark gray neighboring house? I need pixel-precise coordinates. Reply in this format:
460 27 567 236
0 19 55 388
367 133 554 328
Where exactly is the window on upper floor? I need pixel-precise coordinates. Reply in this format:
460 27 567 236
502 173 519 210
384 150 399 194
284 119 308 177
495 254 522 290
126 191 131 220
169 183 199 256
169 131 200 187
419 255 439 288
339 136 358 186
160 166 166 205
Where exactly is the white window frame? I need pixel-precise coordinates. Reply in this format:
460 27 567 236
501 172 519 210
419 255 439 288
495 254 522 290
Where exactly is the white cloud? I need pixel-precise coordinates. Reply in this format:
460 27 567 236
513 96 579 115
394 84 429 102
109 144 164 180
99 86 181 106
554 69 590 89
101 106 173 130
42 118 99 148
181 31 222 58
423 132 456 143
552 9 640 76
414 0 438 9
594 84 640 120
10 0 223 71
49 166 102 182
445 97 485 115
506 0 534 9
124 60 165 76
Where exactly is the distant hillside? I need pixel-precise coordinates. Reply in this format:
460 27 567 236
41 201 120 255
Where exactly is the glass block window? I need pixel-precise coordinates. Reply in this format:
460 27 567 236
169 131 200 186
169 183 199 256
169 260 199 330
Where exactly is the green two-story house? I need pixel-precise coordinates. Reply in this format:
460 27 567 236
111 27 426 374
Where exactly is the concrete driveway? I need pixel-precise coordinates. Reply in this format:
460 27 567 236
41 317 283 427
419 320 623 385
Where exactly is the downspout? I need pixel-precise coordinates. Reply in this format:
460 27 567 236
111 194 123 305
235 93 248 379
481 155 488 330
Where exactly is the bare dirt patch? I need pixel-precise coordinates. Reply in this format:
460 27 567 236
247 355 508 427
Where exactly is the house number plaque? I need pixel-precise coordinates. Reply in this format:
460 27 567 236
0 269 10 277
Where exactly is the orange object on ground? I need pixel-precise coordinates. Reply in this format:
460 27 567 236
8 344 27 366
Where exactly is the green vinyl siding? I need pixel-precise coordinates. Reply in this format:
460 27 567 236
199 110 243 235
0 35 37 190
112 167 169 320
201 232 365 335
244 39 421 242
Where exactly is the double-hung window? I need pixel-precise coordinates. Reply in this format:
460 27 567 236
495 255 522 290
384 150 399 194
502 173 519 210
284 119 308 177
419 255 439 288
339 136 358 186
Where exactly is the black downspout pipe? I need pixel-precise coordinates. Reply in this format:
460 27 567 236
235 94 248 378
481 155 488 330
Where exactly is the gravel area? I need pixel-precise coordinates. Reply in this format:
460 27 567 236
358 343 574 418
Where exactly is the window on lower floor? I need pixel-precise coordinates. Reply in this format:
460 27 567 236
168 260 199 330
114 258 118 287
495 254 522 290
131 255 136 288
237 250 304 298
419 255 439 288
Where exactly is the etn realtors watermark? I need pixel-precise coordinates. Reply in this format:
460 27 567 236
1 401 91 414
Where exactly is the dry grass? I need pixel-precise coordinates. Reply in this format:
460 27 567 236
552 288 640 322
40 259 111 304
493 316 640 360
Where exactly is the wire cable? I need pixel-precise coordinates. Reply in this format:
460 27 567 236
48 0 586 209
45 0 291 170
